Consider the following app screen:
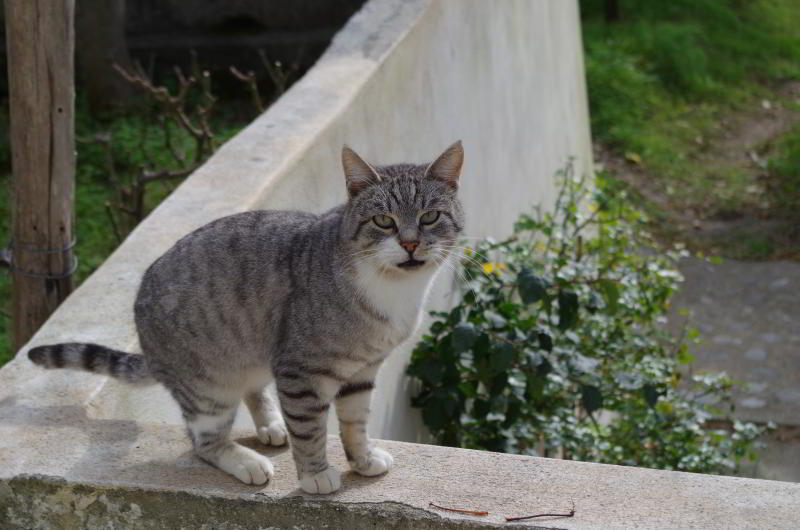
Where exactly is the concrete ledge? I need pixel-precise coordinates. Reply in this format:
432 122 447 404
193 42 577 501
2 413 798 529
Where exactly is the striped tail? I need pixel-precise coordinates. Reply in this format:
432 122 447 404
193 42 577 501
28 343 154 385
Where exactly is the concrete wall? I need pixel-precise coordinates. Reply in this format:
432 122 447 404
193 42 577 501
2 0 592 444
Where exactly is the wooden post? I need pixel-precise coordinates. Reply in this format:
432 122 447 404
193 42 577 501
6 0 76 352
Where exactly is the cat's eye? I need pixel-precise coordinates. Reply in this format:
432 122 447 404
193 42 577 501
372 214 396 229
419 210 440 225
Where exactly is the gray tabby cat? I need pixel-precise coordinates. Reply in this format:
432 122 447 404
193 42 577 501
28 141 465 494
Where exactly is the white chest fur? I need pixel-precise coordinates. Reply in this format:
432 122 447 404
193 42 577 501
354 264 441 351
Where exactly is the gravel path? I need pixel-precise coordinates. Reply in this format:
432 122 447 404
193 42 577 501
667 257 800 482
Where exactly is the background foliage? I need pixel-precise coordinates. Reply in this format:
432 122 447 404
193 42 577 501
0 70 252 365
582 0 799 159
408 168 769 474
580 0 800 257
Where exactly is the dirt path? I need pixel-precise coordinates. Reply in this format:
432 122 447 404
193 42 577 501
597 81 800 260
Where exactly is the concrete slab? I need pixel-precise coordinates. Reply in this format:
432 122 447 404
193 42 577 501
1 403 798 529
668 258 800 427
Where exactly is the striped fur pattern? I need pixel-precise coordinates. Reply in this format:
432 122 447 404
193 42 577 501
28 343 154 385
27 142 465 494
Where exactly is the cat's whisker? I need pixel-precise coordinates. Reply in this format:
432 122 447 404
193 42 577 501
344 247 381 259
442 250 479 287
433 251 478 302
438 247 487 270
440 244 491 263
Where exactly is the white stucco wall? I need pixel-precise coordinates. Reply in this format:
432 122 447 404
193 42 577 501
2 0 591 443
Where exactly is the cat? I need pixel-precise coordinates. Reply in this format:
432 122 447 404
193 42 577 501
28 141 465 494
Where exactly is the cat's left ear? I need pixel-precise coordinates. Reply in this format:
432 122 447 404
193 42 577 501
342 146 381 198
425 140 463 190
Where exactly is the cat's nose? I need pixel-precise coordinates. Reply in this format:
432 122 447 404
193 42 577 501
400 240 419 253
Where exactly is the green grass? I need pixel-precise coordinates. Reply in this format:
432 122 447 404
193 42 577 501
0 97 248 364
581 0 800 223
767 123 800 218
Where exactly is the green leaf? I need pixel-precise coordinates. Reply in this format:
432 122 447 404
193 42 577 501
677 344 696 364
513 215 538 232
598 279 620 313
615 372 643 390
491 342 516 372
451 323 477 353
536 358 552 377
587 291 603 313
473 399 491 417
525 349 544 367
538 331 553 352
558 290 579 330
422 398 448 430
458 380 478 398
484 310 508 329
518 268 549 304
526 375 545 400
472 333 492 361
489 373 507 397
571 354 600 374
422 390 460 431
581 385 603 413
414 359 444 385
643 384 660 407
503 399 522 427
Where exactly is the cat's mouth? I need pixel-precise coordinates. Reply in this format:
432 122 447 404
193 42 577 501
397 258 426 269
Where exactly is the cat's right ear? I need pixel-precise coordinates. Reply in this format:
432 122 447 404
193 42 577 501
342 146 381 198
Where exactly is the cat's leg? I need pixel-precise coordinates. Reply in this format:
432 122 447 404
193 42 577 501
178 394 274 485
275 375 341 494
335 363 393 477
245 385 288 446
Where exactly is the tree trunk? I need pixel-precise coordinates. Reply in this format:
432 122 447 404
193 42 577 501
6 0 76 352
76 0 134 114
605 0 621 23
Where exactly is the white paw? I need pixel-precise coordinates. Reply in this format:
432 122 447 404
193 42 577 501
218 445 274 485
299 467 341 494
350 447 393 477
257 422 288 446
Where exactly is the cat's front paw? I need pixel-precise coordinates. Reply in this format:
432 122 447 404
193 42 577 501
257 421 288 446
218 444 274 486
299 467 341 494
349 447 393 477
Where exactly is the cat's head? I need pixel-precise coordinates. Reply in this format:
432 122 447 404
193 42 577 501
341 141 465 276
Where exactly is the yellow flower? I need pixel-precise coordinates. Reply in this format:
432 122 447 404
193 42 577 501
482 263 508 275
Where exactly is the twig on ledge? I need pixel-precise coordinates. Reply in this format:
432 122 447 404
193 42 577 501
505 500 576 522
429 502 489 516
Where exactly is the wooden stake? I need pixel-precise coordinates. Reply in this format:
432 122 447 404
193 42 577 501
6 0 76 352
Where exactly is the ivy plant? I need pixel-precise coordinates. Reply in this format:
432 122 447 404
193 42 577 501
408 165 769 474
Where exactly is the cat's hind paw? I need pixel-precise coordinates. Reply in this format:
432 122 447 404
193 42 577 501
350 447 393 477
299 467 341 494
257 421 288 446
